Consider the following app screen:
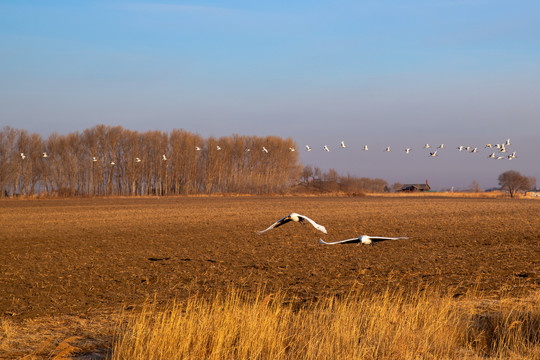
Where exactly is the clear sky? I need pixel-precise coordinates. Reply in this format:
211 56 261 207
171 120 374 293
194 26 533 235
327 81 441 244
1 0 539 190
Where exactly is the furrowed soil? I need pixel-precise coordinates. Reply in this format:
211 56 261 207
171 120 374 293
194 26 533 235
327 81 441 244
1 196 539 358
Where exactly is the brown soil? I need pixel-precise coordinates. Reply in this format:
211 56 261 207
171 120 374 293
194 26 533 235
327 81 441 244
1 196 539 358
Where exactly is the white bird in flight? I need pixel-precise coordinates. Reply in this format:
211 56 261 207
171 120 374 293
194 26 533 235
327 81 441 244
318 235 409 246
305 145 312 151
404 148 411 154
258 212 327 235
216 146 222 151
195 146 201 151
424 144 430 149
135 157 142 163
92 156 98 162
323 145 330 152
438 144 445 149
20 152 26 159
340 141 346 148
162 154 167 160
289 147 296 152
385 147 391 152
42 152 48 158
429 151 437 157
262 146 269 153
363 145 369 151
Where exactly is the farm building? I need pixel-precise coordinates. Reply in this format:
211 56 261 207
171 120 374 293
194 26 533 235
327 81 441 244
526 189 540 197
400 180 431 192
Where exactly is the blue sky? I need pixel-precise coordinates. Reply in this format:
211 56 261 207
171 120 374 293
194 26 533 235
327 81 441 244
1 0 539 190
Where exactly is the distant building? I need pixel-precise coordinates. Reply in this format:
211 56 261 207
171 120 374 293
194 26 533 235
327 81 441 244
526 189 540 197
400 180 431 192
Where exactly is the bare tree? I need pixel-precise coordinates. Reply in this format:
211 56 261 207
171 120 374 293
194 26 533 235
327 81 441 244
302 165 313 183
1 126 304 197
391 182 403 192
469 180 481 193
498 170 531 198
0 127 18 197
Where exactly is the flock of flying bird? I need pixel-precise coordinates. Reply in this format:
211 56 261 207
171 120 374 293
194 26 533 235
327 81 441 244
17 138 516 164
303 138 517 160
258 212 408 246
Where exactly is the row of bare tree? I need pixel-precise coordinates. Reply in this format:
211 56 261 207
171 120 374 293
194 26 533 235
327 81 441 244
299 165 390 193
0 125 301 197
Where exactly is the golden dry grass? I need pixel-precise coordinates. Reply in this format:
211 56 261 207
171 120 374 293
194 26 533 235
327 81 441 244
110 287 540 360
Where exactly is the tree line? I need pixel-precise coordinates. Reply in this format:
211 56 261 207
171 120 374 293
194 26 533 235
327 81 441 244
0 125 300 197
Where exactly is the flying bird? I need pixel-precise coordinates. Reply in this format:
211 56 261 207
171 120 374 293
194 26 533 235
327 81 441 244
363 145 369 151
457 146 464 151
305 145 312 151
42 152 48 158
429 151 437 157
424 144 430 149
404 148 411 154
262 146 269 153
162 154 167 160
323 145 330 152
135 157 142 163
92 156 98 162
318 235 409 246
216 146 222 151
505 138 511 146
289 147 296 152
340 141 346 148
438 144 445 149
195 146 201 151
385 147 391 152
258 213 327 235
20 152 26 159
470 147 478 153
488 152 496 159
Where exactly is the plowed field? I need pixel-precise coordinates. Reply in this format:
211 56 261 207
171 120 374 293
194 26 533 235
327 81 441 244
1 196 539 358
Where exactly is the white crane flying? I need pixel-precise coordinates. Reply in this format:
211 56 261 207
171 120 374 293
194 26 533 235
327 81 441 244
258 213 327 234
318 235 409 246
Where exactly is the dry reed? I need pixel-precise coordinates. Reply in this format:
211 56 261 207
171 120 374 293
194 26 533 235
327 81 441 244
110 287 539 360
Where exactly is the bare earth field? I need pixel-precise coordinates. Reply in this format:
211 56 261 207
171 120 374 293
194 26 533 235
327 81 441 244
0 196 539 358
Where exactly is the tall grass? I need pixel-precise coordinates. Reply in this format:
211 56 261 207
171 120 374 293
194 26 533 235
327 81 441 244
111 287 539 360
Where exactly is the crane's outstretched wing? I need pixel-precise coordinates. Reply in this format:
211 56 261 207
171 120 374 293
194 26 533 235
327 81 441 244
257 216 292 234
298 215 327 234
318 236 408 245
368 236 408 243
318 237 361 245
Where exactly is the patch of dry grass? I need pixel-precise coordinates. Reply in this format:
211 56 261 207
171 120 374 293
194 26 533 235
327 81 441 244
111 287 540 360
0 314 114 359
